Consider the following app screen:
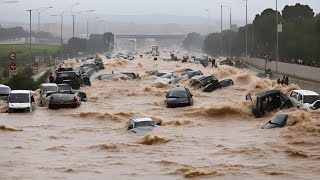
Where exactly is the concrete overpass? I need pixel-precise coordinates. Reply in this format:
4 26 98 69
115 34 186 51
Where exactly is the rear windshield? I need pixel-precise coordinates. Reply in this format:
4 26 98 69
43 86 58 93
168 90 187 98
304 95 320 104
9 93 29 103
57 72 77 78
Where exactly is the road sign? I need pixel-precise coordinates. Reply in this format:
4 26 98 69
9 63 17 70
9 52 16 60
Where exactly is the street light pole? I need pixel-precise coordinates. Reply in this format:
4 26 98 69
27 9 32 65
220 5 223 59
276 0 279 74
229 7 232 60
71 2 80 58
246 0 248 62
205 9 211 35
36 6 53 44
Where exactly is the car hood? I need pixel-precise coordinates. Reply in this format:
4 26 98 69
155 77 173 84
131 126 154 133
9 103 30 108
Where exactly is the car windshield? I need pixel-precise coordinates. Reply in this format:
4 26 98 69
314 101 320 109
270 114 288 125
43 86 58 93
9 93 29 103
162 74 172 79
0 87 10 94
135 121 155 127
168 90 187 98
304 95 320 104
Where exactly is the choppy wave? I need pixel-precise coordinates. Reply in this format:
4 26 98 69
174 167 222 178
0 125 22 131
88 144 118 151
188 101 252 118
151 116 193 126
138 134 171 145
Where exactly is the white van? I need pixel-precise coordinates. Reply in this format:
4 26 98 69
39 83 58 106
288 90 320 109
8 90 35 113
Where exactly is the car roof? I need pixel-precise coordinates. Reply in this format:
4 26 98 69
132 118 154 122
0 84 10 88
41 83 58 87
291 90 319 96
257 89 281 98
10 90 31 94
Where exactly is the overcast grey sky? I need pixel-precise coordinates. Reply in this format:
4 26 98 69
1 0 320 23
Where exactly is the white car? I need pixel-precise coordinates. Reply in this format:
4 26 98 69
127 118 156 133
8 90 35 113
288 90 320 110
0 84 11 102
155 73 178 84
39 83 58 106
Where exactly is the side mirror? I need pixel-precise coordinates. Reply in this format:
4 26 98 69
166 93 169 98
245 93 252 101
78 92 87 102
127 124 133 130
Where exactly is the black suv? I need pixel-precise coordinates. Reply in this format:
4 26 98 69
55 71 82 90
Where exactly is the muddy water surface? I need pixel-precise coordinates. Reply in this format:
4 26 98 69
1 55 320 179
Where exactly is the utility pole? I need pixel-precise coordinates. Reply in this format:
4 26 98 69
27 9 32 65
230 7 232 60
220 5 223 59
245 0 248 62
276 0 279 74
60 12 63 61
87 18 89 54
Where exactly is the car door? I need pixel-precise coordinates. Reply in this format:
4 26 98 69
289 91 298 107
297 94 303 108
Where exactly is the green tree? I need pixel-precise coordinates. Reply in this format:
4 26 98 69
182 32 204 51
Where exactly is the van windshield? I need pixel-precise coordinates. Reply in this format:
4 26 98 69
9 93 29 103
43 86 58 93
304 95 320 104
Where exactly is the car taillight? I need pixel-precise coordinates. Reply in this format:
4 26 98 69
49 96 53 102
73 96 77 103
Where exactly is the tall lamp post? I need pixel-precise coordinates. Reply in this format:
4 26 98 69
221 5 232 59
27 9 32 65
205 9 211 35
71 2 80 58
276 0 279 74
51 12 64 62
36 6 53 44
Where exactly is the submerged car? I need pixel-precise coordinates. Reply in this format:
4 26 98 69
203 79 234 92
262 114 288 129
155 73 179 84
96 74 132 81
146 70 167 77
0 84 11 101
94 56 104 69
39 83 58 106
246 90 292 118
189 75 218 89
288 90 320 110
48 91 86 109
8 90 35 113
55 71 82 90
165 87 193 108
127 117 156 133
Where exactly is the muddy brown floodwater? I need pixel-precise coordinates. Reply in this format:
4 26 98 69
1 55 320 180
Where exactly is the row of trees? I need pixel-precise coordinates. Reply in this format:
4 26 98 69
183 3 320 67
66 32 115 56
0 25 61 43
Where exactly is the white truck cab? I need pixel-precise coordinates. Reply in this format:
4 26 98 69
289 90 320 110
8 90 35 113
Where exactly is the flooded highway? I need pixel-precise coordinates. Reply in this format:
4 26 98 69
1 55 320 180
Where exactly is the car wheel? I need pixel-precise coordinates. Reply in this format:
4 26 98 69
8 108 14 113
49 104 54 109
